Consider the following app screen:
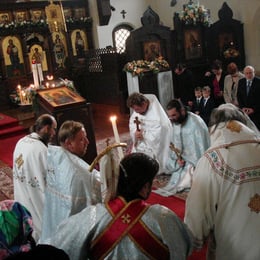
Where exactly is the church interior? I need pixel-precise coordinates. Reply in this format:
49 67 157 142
0 0 260 258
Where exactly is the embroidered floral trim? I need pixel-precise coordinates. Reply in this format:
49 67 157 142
206 150 260 184
226 121 242 133
15 154 24 169
13 172 41 189
248 193 260 213
28 177 40 188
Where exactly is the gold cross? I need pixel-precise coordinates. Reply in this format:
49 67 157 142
169 142 182 160
121 213 131 224
15 154 24 169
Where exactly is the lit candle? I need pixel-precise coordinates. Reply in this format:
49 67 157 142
17 85 22 103
110 116 124 159
21 91 26 105
46 82 49 88
47 75 53 80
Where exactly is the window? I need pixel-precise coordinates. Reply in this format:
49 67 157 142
112 24 133 53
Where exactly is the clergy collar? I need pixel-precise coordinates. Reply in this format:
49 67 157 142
29 132 48 147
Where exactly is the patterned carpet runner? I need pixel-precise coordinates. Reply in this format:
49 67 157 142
0 160 13 201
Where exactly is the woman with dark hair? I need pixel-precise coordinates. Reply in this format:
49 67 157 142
204 59 227 107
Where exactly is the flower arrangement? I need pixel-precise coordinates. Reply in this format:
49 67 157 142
178 1 211 27
223 48 240 59
0 19 47 30
0 16 92 31
123 57 170 77
56 78 77 93
66 16 92 26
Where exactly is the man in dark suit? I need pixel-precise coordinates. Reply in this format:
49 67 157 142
190 86 203 115
200 86 216 126
237 65 260 130
173 63 195 107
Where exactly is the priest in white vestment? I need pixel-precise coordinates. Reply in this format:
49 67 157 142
154 99 210 196
42 153 193 260
127 92 172 173
185 104 260 260
13 114 57 241
40 121 102 242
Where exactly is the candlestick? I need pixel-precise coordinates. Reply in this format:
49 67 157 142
110 116 124 160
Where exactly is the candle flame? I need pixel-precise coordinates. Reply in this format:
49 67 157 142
110 115 117 122
47 75 54 80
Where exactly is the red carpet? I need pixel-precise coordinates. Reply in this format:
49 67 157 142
0 113 26 167
0 133 26 167
0 113 18 127
147 192 207 260
0 112 206 258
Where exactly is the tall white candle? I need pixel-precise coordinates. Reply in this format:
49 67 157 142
110 116 124 159
17 85 22 104
21 91 26 105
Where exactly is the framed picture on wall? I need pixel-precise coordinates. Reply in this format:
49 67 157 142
30 9 45 22
63 8 72 19
218 32 239 58
2 36 25 77
14 10 28 23
0 12 12 24
143 41 162 61
71 29 88 58
184 27 203 60
73 7 86 19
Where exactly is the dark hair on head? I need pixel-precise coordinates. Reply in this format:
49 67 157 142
126 92 149 108
227 62 238 75
31 114 55 133
202 86 211 93
208 103 248 134
194 86 202 91
58 120 84 145
166 99 185 112
211 59 222 70
117 153 159 201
